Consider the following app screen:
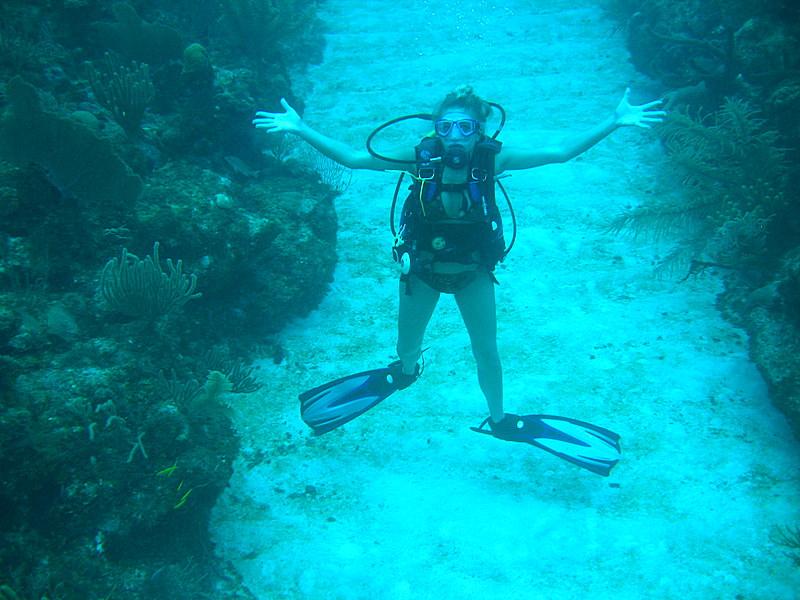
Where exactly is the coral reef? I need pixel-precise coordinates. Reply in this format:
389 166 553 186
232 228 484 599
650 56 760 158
719 247 800 438
101 242 200 319
604 0 800 437
0 0 330 597
221 0 323 68
91 2 183 66
0 76 143 213
0 341 246 598
86 53 155 135
133 160 337 339
771 523 800 567
602 0 800 109
180 42 214 88
609 98 787 275
201 347 264 393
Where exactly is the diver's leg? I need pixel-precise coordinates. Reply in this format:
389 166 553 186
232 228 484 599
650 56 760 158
397 276 440 375
454 272 504 421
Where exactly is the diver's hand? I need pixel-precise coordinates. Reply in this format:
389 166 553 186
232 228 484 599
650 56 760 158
614 88 666 128
252 98 303 134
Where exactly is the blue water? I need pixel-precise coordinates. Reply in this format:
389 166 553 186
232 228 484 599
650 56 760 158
210 1 800 599
1 0 797 598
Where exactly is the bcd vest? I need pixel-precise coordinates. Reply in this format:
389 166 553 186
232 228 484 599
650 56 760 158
395 135 507 277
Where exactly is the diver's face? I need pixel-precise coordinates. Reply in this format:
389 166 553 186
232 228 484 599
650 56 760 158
435 109 480 155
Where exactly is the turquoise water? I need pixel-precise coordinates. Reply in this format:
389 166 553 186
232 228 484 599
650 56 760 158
211 0 800 598
1 0 797 598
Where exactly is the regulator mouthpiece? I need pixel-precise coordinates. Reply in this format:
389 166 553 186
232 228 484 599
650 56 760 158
443 144 467 169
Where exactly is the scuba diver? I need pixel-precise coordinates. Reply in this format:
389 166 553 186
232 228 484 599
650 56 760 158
253 85 665 476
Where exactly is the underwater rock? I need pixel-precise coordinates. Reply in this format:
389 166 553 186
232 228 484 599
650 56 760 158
766 78 800 143
746 306 800 438
734 17 799 80
70 109 102 131
0 303 18 344
0 76 142 210
45 303 80 342
134 160 337 339
720 247 800 438
0 161 60 235
91 2 183 65
181 42 214 87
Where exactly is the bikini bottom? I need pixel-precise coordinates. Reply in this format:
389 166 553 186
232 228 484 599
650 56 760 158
413 270 479 294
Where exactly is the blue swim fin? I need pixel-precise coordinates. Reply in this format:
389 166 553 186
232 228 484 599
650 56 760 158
471 413 622 476
299 361 418 435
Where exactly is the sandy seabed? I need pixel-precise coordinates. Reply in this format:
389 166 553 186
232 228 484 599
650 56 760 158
211 1 800 598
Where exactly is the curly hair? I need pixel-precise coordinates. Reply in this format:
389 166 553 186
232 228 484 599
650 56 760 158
434 85 492 123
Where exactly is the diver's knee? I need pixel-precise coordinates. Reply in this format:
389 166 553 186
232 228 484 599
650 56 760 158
471 343 500 369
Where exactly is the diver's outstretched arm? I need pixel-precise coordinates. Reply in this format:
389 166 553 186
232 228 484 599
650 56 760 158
253 98 412 170
497 88 665 171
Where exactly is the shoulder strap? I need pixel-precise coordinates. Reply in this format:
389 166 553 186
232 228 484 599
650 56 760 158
415 136 443 180
473 137 501 178
471 136 502 206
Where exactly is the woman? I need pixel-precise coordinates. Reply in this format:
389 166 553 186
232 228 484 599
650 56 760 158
253 86 663 471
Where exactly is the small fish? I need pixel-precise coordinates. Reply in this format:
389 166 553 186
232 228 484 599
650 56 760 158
156 462 178 477
174 488 193 509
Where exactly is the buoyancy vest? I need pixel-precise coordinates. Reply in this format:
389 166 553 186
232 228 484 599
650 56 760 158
394 135 507 278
